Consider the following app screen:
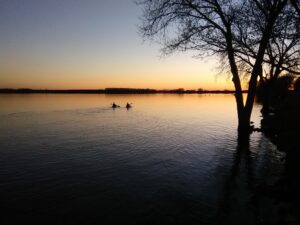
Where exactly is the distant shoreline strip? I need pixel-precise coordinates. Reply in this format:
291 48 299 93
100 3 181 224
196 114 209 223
0 88 248 94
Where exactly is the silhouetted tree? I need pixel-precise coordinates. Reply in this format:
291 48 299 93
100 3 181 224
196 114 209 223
234 3 300 80
290 0 300 18
294 77 300 91
264 74 294 100
137 0 290 133
233 5 300 114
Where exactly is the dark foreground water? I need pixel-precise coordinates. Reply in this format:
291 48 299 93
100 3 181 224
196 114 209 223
0 94 284 225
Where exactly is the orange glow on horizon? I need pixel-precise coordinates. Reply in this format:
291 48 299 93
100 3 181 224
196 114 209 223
0 73 235 90
0 57 238 91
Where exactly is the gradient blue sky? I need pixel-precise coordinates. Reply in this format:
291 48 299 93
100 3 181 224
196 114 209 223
0 0 233 89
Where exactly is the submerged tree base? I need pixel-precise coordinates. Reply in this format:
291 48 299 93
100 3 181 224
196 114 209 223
237 123 255 137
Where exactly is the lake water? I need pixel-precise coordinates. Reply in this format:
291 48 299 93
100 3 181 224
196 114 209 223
0 94 284 225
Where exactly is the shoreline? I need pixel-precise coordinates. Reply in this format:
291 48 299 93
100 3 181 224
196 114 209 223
0 88 247 94
260 92 300 225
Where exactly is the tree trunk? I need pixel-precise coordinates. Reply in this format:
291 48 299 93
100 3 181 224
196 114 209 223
226 36 251 133
236 107 252 135
244 64 261 124
226 0 286 133
243 1 287 132
261 81 271 115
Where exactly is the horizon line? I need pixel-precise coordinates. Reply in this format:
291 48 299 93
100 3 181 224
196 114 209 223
0 87 239 91
0 87 248 94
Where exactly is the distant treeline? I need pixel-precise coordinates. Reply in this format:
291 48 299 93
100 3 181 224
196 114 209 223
0 88 247 94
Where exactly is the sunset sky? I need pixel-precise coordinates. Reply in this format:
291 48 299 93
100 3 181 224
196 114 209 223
0 0 235 90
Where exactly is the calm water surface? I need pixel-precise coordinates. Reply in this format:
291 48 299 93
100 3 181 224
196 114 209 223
0 94 283 225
